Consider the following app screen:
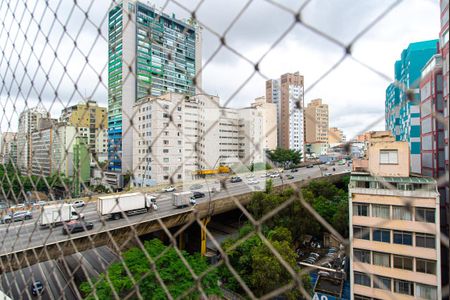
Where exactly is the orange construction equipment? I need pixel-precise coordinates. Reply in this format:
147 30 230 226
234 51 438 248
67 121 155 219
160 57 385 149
196 165 230 176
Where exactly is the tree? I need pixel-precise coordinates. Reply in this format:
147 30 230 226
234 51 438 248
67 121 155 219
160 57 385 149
266 148 303 167
220 226 311 299
80 239 222 300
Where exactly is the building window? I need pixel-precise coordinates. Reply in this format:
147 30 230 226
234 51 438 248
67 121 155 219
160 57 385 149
415 208 435 223
163 175 169 180
163 149 169 153
393 231 412 245
354 249 370 264
374 275 391 291
163 140 169 145
415 284 437 300
163 158 169 163
393 255 413 271
163 167 169 171
354 272 371 287
353 226 370 240
416 259 436 275
380 149 398 164
394 279 414 296
416 233 435 249
373 228 390 243
373 252 390 267
372 204 390 219
392 206 412 221
177 174 182 179
353 203 369 216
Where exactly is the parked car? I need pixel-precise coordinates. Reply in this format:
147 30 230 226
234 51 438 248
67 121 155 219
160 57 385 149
230 176 242 183
247 179 259 185
309 252 320 259
31 281 44 296
163 186 176 192
72 200 85 208
33 201 47 207
260 173 269 178
192 191 205 199
62 220 94 235
306 165 314 168
189 184 203 190
302 258 316 264
286 175 294 180
1 210 32 223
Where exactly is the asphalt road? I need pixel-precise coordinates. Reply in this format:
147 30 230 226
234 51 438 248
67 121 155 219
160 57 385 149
0 165 349 256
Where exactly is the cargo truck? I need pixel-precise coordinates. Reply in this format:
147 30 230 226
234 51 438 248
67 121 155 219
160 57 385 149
97 192 157 220
172 191 193 208
39 203 83 227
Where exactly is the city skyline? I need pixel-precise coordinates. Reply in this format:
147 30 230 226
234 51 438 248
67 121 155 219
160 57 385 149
0 0 441 139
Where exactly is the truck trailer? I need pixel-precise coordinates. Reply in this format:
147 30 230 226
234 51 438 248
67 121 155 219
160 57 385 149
172 191 193 208
97 192 157 220
39 203 83 227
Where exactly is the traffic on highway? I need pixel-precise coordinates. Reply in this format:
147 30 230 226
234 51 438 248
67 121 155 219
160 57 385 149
0 164 350 257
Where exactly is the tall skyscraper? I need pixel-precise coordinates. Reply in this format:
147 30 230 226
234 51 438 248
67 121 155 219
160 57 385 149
0 132 17 165
350 131 442 300
107 0 201 172
305 98 329 144
385 40 438 173
265 72 305 157
16 106 48 174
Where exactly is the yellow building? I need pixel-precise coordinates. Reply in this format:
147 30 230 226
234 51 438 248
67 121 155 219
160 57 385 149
350 131 441 300
60 100 108 162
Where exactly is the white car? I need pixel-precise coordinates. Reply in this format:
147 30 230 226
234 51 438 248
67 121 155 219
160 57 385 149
72 200 85 208
247 179 259 185
270 173 280 178
163 186 176 192
260 173 269 178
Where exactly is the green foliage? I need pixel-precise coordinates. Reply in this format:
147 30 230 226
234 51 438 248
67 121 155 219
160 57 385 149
80 239 222 300
0 164 71 200
220 226 311 299
266 148 303 167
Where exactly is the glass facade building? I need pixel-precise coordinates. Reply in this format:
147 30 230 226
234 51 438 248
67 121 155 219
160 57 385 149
108 0 199 172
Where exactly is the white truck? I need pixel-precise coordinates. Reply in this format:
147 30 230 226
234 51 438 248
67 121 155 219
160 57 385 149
97 192 157 220
172 191 193 208
39 203 83 227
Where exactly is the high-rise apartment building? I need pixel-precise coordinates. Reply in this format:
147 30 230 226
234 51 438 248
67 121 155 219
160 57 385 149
305 99 329 143
438 0 449 290
132 93 266 186
265 72 305 157
16 106 48 174
60 99 108 163
0 132 17 165
31 122 79 177
385 40 438 173
251 96 278 151
108 0 201 172
329 127 345 146
350 131 441 300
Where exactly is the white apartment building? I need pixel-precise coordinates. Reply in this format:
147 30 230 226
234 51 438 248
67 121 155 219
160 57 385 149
17 106 48 174
132 93 266 186
31 122 77 177
266 72 305 158
251 96 278 151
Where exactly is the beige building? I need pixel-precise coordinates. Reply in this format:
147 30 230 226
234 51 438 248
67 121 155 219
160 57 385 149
350 131 441 300
329 127 345 146
266 72 305 156
17 107 48 174
31 122 77 177
132 93 266 186
305 98 329 143
60 99 108 163
251 96 277 151
0 132 17 164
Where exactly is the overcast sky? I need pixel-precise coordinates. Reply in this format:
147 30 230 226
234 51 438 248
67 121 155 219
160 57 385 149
0 0 441 139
